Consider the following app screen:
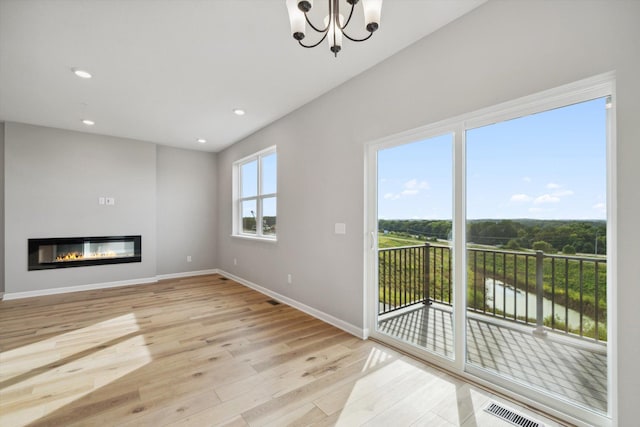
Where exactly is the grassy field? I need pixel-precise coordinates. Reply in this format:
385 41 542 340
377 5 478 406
378 233 438 248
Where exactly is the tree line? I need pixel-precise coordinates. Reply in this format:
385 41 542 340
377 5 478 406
378 218 606 255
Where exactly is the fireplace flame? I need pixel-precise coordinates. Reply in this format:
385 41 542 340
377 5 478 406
56 251 118 262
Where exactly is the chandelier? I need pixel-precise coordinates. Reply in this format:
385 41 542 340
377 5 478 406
286 0 383 57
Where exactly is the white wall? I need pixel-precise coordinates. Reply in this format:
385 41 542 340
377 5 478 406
3 123 219 293
4 123 157 292
156 145 217 275
216 1 639 424
0 122 4 294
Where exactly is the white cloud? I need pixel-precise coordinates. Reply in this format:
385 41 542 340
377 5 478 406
385 179 430 198
523 176 532 183
552 189 574 197
404 179 429 191
510 194 532 202
398 178 429 197
524 184 574 204
534 194 560 204
593 202 606 212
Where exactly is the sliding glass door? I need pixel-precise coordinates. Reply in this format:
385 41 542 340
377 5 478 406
367 75 614 425
465 97 610 415
374 133 454 360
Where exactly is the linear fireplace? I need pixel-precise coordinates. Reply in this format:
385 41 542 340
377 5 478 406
28 235 142 271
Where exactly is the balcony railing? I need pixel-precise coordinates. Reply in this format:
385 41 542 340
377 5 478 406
378 243 607 342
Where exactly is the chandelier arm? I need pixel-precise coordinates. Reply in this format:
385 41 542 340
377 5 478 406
298 32 329 48
342 31 373 43
304 12 329 33
340 2 356 30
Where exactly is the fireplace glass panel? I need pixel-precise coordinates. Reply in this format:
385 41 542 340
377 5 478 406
29 236 141 270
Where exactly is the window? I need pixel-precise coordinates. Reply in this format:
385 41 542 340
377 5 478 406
233 146 277 240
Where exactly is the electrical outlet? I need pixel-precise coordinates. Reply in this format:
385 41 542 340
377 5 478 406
105 197 115 205
187 255 192 262
287 274 292 284
98 197 105 205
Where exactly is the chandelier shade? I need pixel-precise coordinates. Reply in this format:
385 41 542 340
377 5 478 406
363 0 382 31
286 0 383 57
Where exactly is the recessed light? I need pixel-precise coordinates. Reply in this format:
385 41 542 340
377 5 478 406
72 68 92 79
197 138 207 144
82 119 95 126
233 108 246 116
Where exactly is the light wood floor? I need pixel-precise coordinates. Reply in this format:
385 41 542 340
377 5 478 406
1 274 564 426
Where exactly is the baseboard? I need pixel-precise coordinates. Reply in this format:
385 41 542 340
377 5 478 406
217 269 367 340
156 269 219 280
1 268 225 301
2 277 158 300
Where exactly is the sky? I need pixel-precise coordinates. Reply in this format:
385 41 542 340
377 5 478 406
378 97 607 220
241 152 277 221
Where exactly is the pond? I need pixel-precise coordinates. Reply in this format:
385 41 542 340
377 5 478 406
484 278 594 331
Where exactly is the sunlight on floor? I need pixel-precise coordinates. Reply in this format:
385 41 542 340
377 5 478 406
360 346 394 372
0 313 151 427
0 312 142 381
334 351 455 426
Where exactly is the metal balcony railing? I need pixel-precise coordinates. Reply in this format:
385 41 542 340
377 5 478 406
378 243 607 342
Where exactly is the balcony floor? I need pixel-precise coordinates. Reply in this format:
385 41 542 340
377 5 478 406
378 304 607 413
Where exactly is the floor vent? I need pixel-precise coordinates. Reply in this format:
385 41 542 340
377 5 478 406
266 299 281 305
484 402 544 427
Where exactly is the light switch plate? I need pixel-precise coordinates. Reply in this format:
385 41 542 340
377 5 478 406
334 223 346 235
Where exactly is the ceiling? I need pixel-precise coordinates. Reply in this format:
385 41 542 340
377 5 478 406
0 0 485 152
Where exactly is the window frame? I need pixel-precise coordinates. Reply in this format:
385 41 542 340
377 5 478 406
232 146 277 241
